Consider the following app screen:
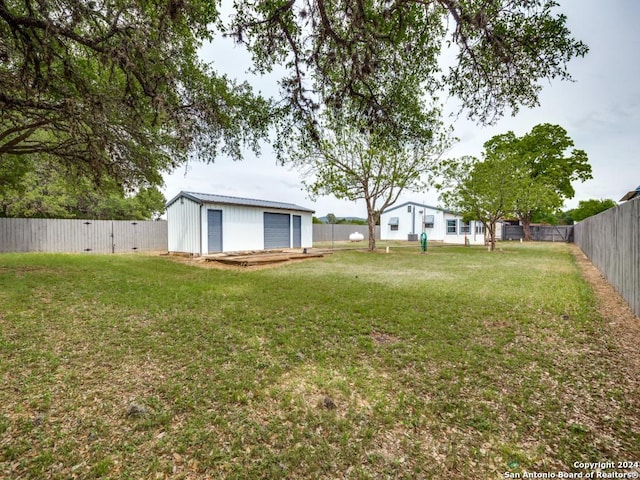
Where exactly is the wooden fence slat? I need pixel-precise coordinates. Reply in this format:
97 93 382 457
575 198 640 317
312 224 380 242
0 218 167 254
502 225 574 242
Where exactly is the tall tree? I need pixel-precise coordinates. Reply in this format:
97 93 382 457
291 115 448 251
233 0 587 245
0 0 271 189
231 0 588 147
439 155 516 251
485 124 591 240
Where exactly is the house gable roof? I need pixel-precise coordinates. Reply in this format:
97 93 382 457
166 191 315 213
382 201 456 215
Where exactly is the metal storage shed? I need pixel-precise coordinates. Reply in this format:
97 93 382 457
166 191 314 255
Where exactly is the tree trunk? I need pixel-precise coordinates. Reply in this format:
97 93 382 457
367 212 377 251
521 214 533 241
487 223 496 251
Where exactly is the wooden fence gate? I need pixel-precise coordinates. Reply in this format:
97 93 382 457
0 218 167 253
502 224 573 242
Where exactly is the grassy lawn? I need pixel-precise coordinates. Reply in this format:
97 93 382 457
1 243 638 479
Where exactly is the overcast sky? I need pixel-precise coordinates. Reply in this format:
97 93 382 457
163 0 640 217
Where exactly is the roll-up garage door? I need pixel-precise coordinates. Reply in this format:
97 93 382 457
264 212 290 249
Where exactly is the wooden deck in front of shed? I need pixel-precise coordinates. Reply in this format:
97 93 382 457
203 249 326 267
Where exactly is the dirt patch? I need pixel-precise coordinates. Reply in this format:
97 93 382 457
165 250 328 271
370 331 399 345
570 244 640 386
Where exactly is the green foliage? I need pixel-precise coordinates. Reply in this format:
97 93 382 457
336 218 367 225
290 115 448 250
2 0 589 206
557 209 576 225
441 124 591 244
439 155 515 250
571 199 617 222
0 0 271 189
514 124 592 199
0 157 165 219
533 208 575 226
232 0 587 140
487 124 591 239
2 1 588 196
312 216 324 224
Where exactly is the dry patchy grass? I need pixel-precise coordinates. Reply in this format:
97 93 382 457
1 244 639 479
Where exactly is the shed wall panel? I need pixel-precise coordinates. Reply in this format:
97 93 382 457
200 204 313 252
300 214 313 248
203 204 264 252
167 197 201 254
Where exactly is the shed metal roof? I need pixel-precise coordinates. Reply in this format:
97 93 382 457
166 191 315 213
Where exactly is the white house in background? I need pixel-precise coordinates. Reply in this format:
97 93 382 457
166 191 314 255
380 201 486 245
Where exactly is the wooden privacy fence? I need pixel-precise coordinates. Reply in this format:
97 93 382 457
313 224 380 242
574 198 640 317
0 218 167 254
502 224 574 242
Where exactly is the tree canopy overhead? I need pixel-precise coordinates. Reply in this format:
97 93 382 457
230 0 588 243
1 0 588 194
231 0 588 138
0 0 271 189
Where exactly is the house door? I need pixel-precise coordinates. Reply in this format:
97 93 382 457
207 209 223 252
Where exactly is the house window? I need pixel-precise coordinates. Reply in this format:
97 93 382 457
446 219 457 234
407 205 412 213
424 215 435 229
459 220 471 234
475 222 485 235
388 217 399 231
